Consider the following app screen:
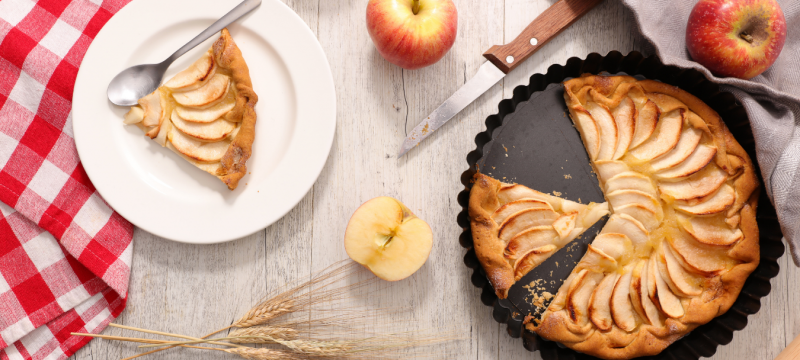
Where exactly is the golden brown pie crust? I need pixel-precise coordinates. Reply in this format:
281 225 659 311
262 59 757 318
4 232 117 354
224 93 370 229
212 29 258 190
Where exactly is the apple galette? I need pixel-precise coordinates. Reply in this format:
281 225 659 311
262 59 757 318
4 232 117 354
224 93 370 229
469 174 609 299
123 29 258 190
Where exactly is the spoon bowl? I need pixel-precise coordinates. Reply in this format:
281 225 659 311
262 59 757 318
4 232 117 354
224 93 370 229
107 63 169 106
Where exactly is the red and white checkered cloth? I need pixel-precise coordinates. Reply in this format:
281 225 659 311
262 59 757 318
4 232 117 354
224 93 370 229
0 0 134 359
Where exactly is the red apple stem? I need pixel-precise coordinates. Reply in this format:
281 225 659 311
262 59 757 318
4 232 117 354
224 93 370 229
412 0 420 14
740 32 754 44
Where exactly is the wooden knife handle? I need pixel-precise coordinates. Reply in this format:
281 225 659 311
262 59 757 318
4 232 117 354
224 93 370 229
776 332 800 360
483 0 604 73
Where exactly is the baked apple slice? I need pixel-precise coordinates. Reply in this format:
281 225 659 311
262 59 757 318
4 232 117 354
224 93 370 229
586 102 619 161
611 97 635 160
629 109 683 161
630 99 659 149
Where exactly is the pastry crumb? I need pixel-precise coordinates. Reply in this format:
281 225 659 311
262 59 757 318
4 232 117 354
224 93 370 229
552 191 562 196
564 174 572 179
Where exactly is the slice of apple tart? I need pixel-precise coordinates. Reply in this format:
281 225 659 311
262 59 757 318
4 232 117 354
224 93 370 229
469 173 609 299
123 29 257 190
526 75 760 359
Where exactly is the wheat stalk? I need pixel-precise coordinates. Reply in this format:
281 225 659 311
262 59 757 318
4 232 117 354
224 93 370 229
224 347 304 360
229 326 299 342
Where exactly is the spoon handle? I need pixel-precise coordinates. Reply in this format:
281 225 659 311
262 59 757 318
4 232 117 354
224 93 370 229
166 0 262 63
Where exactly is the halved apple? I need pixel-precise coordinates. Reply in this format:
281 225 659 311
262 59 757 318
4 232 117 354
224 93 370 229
675 184 735 215
344 197 433 281
611 268 638 331
602 215 649 252
514 244 558 280
611 97 635 160
172 73 230 108
594 160 630 184
498 208 559 242
630 99 659 149
656 144 717 179
169 126 231 162
175 98 236 123
171 111 236 141
658 165 728 201
607 189 660 215
492 199 553 225
629 109 683 161
589 273 620 331
571 106 601 160
551 212 577 239
586 102 618 161
650 127 702 172
164 50 217 92
662 243 703 296
504 225 559 259
605 172 657 197
680 214 743 246
614 204 660 232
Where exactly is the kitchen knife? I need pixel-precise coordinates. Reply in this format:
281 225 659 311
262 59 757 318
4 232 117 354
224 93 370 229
397 0 604 158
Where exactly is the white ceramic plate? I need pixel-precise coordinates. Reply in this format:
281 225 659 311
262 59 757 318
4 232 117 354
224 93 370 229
73 0 336 243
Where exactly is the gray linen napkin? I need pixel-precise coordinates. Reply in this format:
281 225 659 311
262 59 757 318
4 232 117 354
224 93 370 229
620 0 800 265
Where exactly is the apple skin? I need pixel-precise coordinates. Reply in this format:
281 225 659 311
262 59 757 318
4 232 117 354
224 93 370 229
686 0 786 80
366 0 457 70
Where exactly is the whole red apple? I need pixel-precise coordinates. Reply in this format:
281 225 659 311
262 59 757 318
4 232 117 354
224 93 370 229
686 0 786 80
366 0 457 70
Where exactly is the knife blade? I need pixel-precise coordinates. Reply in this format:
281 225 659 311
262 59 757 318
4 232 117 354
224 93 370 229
398 0 604 158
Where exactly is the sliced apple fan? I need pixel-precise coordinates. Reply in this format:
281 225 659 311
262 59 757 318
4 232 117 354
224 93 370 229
469 173 609 298
122 29 257 190
507 75 759 359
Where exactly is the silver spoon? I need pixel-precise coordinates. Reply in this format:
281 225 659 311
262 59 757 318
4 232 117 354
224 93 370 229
107 0 262 106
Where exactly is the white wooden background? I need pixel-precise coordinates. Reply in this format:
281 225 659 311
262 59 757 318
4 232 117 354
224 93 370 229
70 0 800 359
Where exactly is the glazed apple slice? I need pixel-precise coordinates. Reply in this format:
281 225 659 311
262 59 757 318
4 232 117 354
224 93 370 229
680 214 743 246
589 273 621 331
663 243 703 296
153 116 171 147
630 99 659 149
552 212 578 240
607 189 660 215
497 185 552 206
611 268 638 331
504 225 559 258
172 74 230 108
650 127 702 172
675 184 735 215
602 214 649 252
605 172 657 197
591 232 633 261
169 126 231 162
637 258 664 327
650 255 684 318
628 261 648 324
612 97 635 160
492 199 553 225
163 50 216 92
171 111 237 142
566 269 604 325
594 160 630 184
656 144 717 179
498 208 559 241
667 232 736 275
586 102 619 161
513 244 558 280
124 106 145 125
138 90 166 127
175 98 236 123
571 106 601 161
629 109 683 161
658 165 728 201
614 204 660 232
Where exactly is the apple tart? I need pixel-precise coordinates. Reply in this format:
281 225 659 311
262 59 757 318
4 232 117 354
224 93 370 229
123 29 258 190
510 75 759 359
469 173 609 299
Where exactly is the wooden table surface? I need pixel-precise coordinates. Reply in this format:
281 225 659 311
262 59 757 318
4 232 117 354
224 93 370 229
70 0 800 359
